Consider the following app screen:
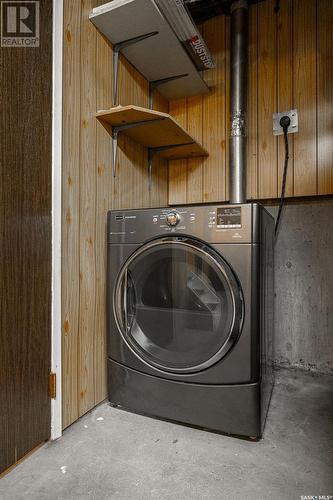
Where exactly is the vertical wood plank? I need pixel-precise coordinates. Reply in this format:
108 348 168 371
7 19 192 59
225 15 230 201
186 23 203 204
202 16 227 203
257 0 278 199
78 0 97 416
115 57 148 209
168 98 188 205
293 0 317 196
277 0 294 197
112 57 133 209
132 59 150 208
186 96 203 203
94 34 113 406
150 91 169 207
317 0 333 194
149 155 169 207
62 0 81 428
115 59 132 209
246 4 258 200
154 90 169 114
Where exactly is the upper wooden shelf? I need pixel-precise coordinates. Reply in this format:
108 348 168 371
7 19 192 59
89 0 209 101
96 105 208 160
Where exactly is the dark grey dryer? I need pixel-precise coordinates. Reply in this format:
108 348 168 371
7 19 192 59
107 203 274 438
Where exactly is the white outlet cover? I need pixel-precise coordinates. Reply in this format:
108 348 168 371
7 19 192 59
273 109 298 136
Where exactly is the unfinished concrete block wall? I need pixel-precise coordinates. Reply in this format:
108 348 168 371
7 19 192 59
267 200 333 374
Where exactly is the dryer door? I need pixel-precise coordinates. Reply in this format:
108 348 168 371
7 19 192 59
114 237 244 374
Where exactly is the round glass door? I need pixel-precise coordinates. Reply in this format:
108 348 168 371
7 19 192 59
114 237 244 373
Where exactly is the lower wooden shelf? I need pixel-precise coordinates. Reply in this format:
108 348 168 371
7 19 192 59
96 105 208 189
96 105 208 160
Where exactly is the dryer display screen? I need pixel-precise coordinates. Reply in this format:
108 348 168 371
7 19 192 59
216 207 242 229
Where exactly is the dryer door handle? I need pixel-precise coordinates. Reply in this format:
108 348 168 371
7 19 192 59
123 268 128 331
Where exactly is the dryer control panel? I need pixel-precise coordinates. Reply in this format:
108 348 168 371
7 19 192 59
108 203 260 244
216 207 242 229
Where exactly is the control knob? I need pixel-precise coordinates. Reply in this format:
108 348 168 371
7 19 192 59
166 211 180 227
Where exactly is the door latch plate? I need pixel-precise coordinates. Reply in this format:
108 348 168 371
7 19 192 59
49 372 56 399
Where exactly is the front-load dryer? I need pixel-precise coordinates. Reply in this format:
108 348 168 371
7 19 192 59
107 203 274 438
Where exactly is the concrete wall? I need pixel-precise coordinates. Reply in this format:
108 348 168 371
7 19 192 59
266 200 333 374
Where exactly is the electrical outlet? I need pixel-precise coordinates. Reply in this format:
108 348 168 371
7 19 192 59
273 109 298 136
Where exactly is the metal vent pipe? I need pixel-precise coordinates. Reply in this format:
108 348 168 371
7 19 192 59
229 0 248 204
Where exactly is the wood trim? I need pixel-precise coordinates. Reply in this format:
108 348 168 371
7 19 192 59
0 443 46 479
51 0 63 441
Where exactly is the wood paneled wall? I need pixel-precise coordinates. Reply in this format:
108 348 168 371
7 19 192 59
62 0 332 428
169 0 333 204
62 0 168 429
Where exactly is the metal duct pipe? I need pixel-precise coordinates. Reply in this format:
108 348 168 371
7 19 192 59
229 0 248 204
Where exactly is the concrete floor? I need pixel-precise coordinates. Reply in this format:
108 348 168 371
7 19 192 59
1 369 332 500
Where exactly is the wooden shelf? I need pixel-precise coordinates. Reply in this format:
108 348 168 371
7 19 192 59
89 0 209 101
96 105 208 160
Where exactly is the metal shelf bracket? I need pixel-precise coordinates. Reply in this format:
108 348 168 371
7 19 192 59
111 129 118 178
147 142 194 190
112 31 159 106
148 73 189 109
111 117 166 177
